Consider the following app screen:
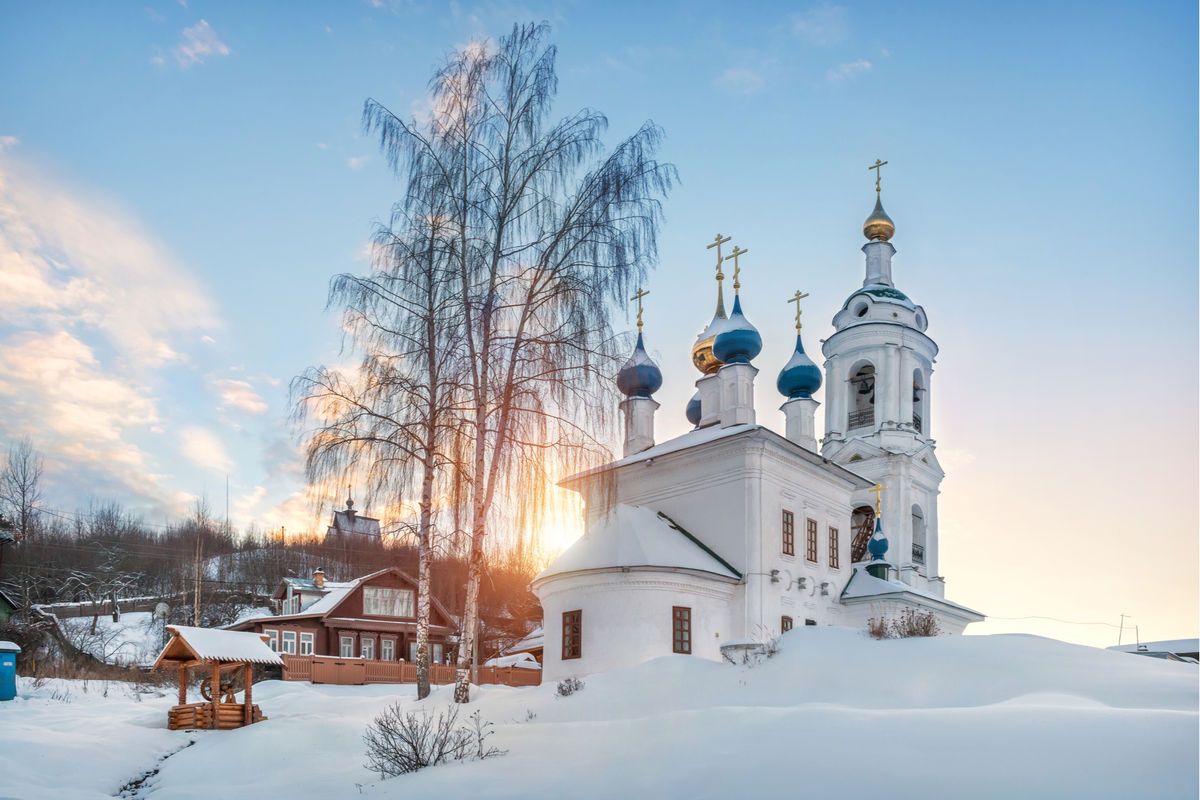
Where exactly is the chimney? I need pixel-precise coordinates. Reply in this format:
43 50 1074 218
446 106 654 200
313 568 325 589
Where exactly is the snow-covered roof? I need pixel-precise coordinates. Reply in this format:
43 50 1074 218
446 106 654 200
328 509 381 537
1107 639 1199 655
536 504 740 582
509 626 544 653
0 588 17 609
484 652 541 669
156 625 284 666
840 566 983 620
0 640 21 653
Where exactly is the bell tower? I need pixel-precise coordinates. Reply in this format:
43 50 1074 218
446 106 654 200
821 161 946 595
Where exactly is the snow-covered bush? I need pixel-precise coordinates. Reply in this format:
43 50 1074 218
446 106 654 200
556 677 584 697
363 704 503 778
867 609 941 639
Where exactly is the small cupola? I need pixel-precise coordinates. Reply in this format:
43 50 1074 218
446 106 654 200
777 291 821 399
685 390 702 427
616 332 663 398
712 246 761 365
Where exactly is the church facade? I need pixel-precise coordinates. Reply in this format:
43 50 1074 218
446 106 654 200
532 178 983 682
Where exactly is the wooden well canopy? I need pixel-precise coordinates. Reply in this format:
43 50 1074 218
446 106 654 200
153 625 284 731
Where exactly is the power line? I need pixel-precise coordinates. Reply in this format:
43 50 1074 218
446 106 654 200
985 614 1122 629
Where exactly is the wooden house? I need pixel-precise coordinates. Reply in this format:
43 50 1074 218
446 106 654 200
229 567 456 665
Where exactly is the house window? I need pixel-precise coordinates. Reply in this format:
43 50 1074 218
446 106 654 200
562 610 582 660
782 510 795 556
291 596 301 614
672 606 691 654
781 616 793 633
433 643 443 663
264 629 279 652
829 527 840 569
361 638 375 660
381 639 394 661
340 635 355 658
363 586 415 617
806 518 818 563
299 632 314 655
281 631 296 655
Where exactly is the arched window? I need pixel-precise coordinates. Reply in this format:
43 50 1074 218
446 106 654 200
848 364 875 430
911 505 926 566
912 370 925 434
850 506 875 562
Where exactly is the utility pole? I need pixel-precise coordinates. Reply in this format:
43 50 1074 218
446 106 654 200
193 524 203 626
1117 613 1129 646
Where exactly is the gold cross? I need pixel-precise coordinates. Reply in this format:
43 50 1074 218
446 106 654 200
727 246 748 292
630 288 649 332
706 233 731 281
787 290 809 332
868 483 887 518
868 159 888 194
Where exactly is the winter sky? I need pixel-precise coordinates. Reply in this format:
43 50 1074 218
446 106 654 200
0 1 1195 647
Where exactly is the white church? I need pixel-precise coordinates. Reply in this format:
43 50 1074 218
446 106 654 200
532 175 984 681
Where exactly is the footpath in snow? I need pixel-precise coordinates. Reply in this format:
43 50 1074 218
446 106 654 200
0 628 1195 799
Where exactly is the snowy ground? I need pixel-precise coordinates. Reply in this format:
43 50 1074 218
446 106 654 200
0 629 1195 799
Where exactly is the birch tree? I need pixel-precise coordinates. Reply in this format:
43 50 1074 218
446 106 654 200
295 207 465 701
364 22 674 702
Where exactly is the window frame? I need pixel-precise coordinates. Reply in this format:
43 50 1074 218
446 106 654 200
781 615 793 633
340 635 355 658
782 509 795 556
299 631 314 655
829 526 840 569
281 630 297 655
806 517 819 563
672 606 692 655
360 637 375 660
264 629 279 652
362 586 415 618
562 610 582 660
380 638 394 661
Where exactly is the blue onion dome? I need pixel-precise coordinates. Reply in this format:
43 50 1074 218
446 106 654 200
616 332 663 398
685 390 702 427
712 295 762 365
776 333 822 399
867 517 889 560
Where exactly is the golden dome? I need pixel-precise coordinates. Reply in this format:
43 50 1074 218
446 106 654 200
691 332 723 374
863 195 895 242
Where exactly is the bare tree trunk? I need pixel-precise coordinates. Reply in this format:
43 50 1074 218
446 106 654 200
415 457 435 700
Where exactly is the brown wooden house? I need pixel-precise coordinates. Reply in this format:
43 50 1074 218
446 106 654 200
229 567 456 664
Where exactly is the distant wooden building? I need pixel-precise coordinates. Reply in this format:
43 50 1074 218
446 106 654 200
230 567 456 665
0 589 17 626
323 496 382 548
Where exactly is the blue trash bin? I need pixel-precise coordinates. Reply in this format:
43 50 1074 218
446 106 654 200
0 640 21 700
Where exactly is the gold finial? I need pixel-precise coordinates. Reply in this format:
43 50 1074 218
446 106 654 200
727 246 748 293
868 159 888 195
787 290 809 333
630 287 649 332
706 233 730 282
869 483 887 518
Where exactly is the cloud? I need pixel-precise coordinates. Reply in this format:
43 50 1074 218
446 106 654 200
791 4 848 45
179 426 233 473
0 156 222 518
212 377 268 414
714 67 766 95
201 334 215 344
827 59 871 81
0 137 17 153
172 20 230 67
347 155 370 170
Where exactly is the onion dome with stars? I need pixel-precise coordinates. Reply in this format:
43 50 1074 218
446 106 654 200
685 390 702 427
711 245 761 364
777 290 822 399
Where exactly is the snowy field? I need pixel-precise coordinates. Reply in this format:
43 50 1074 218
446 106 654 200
0 628 1195 799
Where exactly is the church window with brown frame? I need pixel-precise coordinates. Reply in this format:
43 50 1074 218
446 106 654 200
782 510 795 556
806 518 819 562
781 615 793 633
673 606 692 654
829 527 840 569
562 610 582 660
